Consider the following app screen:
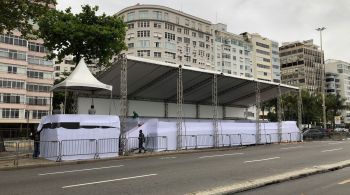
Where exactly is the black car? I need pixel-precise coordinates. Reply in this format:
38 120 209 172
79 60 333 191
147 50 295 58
302 128 329 140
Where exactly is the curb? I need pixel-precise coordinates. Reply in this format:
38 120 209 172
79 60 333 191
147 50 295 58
190 159 350 195
0 145 251 171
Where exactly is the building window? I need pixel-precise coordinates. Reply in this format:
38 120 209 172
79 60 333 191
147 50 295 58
137 21 149 28
127 12 135 21
26 83 50 92
32 110 48 119
139 10 149 19
137 50 150 57
164 12 168 20
137 40 150 48
256 49 270 55
184 28 189 35
0 34 27 47
7 66 17 74
28 55 53 66
185 19 189 26
155 42 161 48
0 48 26 61
2 108 19 118
165 32 175 40
128 43 134 48
153 11 162 20
177 37 182 42
154 52 161 58
199 41 205 48
137 30 150 37
28 42 48 53
184 37 190 44
192 32 196 37
165 23 175 31
127 23 134 29
26 96 49 106
177 28 182 33
154 22 161 28
0 79 25 89
27 70 44 79
2 93 21 104
256 42 270 49
165 52 175 59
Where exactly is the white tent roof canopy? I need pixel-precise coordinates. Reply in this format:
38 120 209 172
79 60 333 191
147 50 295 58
52 59 112 92
99 55 299 107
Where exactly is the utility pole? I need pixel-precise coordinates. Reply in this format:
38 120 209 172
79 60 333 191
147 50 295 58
316 27 326 129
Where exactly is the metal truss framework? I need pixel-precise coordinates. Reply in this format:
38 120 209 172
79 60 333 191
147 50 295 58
255 82 261 144
298 88 303 130
176 66 184 150
212 74 219 147
119 54 128 155
277 85 283 142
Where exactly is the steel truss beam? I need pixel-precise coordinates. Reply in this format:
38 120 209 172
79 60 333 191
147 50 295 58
297 88 302 130
212 74 219 148
176 66 184 150
255 82 261 144
277 85 283 142
119 54 128 155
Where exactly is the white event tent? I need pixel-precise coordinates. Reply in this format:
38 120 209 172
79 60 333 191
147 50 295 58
38 59 120 161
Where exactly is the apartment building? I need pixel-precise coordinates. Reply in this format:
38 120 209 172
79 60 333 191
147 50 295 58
279 40 323 93
213 23 253 77
53 55 75 80
325 59 350 123
117 4 215 70
0 31 54 131
241 32 281 82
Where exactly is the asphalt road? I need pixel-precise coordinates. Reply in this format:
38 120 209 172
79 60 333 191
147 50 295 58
1 140 350 195
239 166 350 195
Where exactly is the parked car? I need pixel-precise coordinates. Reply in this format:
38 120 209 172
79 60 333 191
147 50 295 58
302 128 330 139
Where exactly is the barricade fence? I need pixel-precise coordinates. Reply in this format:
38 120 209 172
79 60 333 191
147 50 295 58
0 133 302 166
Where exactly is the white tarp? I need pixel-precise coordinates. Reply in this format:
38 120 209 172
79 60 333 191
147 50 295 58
38 114 120 161
125 118 300 151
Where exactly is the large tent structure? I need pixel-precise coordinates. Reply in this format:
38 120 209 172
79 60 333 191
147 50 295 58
97 55 301 151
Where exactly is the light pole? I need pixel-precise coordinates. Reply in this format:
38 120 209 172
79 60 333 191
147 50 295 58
316 27 326 129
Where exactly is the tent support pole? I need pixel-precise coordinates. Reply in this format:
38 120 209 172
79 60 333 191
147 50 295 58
109 91 112 115
212 74 218 148
49 91 52 115
64 88 67 114
255 81 261 144
277 84 283 142
176 66 184 150
119 54 128 155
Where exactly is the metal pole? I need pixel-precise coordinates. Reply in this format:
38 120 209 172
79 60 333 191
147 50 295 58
109 91 112 115
49 91 52 115
164 102 168 118
176 66 184 150
119 54 128 155
212 74 218 148
63 88 67 114
316 27 326 129
297 88 302 130
255 81 261 144
277 85 283 142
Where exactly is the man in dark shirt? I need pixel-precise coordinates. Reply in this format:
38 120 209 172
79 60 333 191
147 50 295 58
138 130 146 153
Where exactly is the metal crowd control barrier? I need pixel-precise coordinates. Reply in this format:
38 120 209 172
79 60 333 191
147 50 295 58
61 139 97 158
240 134 256 145
180 135 197 149
197 134 214 148
98 138 119 155
126 137 140 152
145 136 168 151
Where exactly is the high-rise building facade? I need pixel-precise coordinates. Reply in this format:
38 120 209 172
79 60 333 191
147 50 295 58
117 4 215 70
325 59 350 123
213 23 253 77
241 32 281 82
279 40 323 93
0 31 54 131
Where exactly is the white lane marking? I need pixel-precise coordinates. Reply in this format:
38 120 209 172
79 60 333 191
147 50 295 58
160 157 177 160
321 148 343 153
39 165 124 176
199 153 244 159
280 146 303 150
62 173 157 188
338 179 350 185
328 142 343 145
244 157 280 163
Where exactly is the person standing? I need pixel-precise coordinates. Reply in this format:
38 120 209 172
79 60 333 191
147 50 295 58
138 130 146 153
88 105 96 115
32 131 40 158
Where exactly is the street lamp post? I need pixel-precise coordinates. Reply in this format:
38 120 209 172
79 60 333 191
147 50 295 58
316 27 326 129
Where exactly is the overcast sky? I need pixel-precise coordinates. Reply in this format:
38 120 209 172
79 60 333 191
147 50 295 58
57 0 350 62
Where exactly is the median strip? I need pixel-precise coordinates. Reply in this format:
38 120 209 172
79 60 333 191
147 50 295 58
338 179 350 185
190 159 350 195
62 173 157 188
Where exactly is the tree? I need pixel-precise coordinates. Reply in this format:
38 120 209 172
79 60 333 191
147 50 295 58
326 93 348 129
0 0 56 38
37 5 127 66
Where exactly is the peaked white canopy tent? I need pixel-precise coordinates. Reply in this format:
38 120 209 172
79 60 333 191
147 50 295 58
51 59 113 114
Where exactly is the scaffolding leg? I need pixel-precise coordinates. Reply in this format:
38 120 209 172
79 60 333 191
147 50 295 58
119 54 128 155
255 82 261 144
277 85 283 142
298 88 302 130
176 66 184 150
212 74 218 148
